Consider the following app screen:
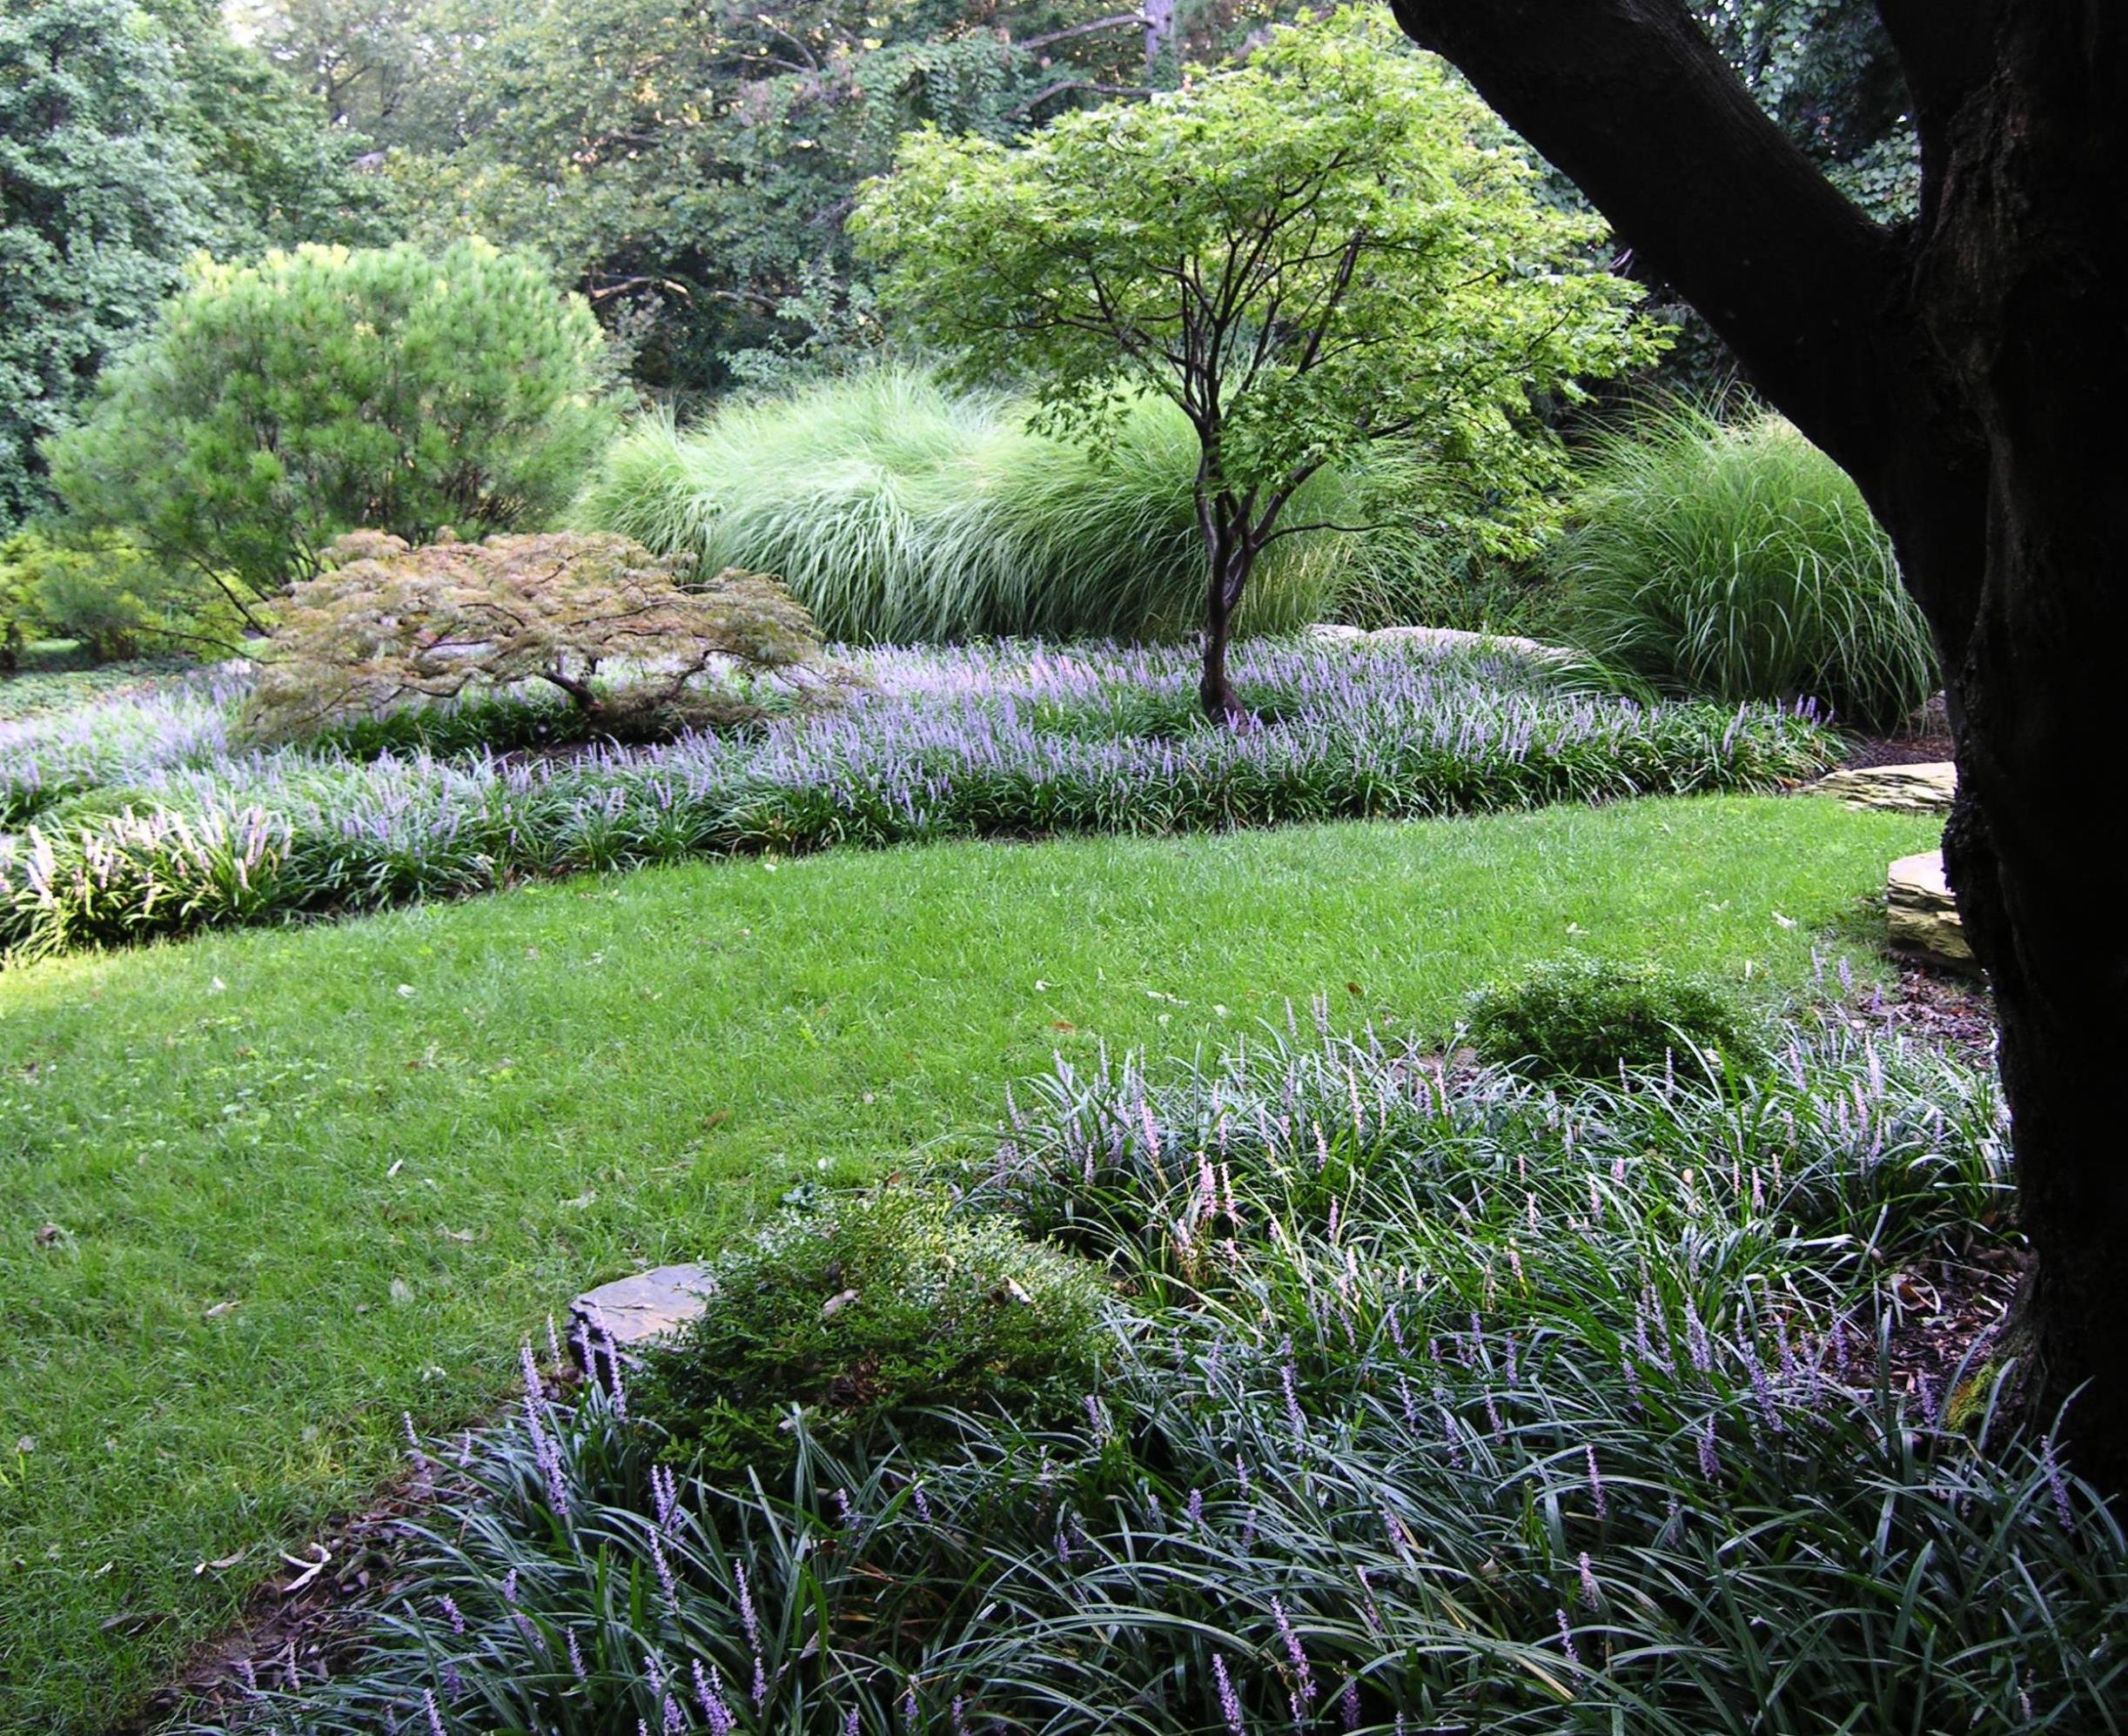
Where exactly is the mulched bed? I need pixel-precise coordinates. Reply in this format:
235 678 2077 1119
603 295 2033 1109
1846 957 1996 1064
1840 729 1957 770
117 1451 468 1733
1842 957 2014 1410
1837 693 1956 771
1883 1242 2024 1415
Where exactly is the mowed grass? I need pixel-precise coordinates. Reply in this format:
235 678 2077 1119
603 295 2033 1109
0 794 1938 1732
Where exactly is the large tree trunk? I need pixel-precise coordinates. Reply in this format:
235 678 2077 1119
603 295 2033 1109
1908 3 2128 1490
1390 0 2128 1485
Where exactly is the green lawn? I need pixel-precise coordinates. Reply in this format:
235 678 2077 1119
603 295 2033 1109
0 794 1938 1732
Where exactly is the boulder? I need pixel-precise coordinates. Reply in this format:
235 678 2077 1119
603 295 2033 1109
1306 622 1582 667
1815 761 1957 814
568 1263 715 1365
1887 849 1978 971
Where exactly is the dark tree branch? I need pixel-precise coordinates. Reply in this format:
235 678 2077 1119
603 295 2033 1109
1388 0 1991 660
1387 0 1903 491
1017 13 1149 52
1008 79 1151 117
1876 0 2006 119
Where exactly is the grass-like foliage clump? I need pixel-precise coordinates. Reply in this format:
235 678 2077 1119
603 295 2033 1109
576 368 1378 644
0 638 1836 962
1552 401 1938 730
636 1187 1106 1478
213 1022 2126 1734
0 669 239 827
1466 955 1764 1081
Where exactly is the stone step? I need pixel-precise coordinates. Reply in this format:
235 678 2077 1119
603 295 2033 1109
1816 761 1957 814
567 1263 716 1373
1305 622 1582 667
1887 848 1978 972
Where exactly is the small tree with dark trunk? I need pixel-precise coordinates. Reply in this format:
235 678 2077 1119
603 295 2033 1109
1386 0 2128 1486
854 8 1653 723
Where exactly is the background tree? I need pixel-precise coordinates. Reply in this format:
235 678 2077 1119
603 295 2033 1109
0 0 212 532
855 10 1651 721
151 0 397 254
1386 0 2128 1484
1 0 394 534
238 0 1314 392
240 0 427 135
45 240 619 613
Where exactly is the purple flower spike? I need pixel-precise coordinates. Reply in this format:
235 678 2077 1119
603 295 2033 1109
1212 1653 1246 1736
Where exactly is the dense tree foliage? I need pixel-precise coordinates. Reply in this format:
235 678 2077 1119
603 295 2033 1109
857 11 1652 720
0 0 390 534
152 0 395 256
1695 0 1915 218
243 0 1295 391
0 0 212 532
47 241 619 610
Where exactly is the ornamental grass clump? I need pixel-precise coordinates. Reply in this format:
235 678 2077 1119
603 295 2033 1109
1465 955 1766 1081
0 638 1838 962
1552 400 1938 731
575 369 1364 644
211 1022 2128 1735
635 1186 1107 1478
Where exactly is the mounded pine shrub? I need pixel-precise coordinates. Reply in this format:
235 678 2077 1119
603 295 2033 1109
47 241 619 600
635 1186 1107 1478
1465 955 1765 1080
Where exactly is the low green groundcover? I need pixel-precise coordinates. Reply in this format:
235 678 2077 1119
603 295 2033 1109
636 1186 1106 1477
200 1024 2128 1734
1466 955 1765 1081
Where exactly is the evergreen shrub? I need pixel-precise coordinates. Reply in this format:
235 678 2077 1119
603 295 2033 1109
1466 955 1764 1080
46 241 619 600
637 1187 1106 1477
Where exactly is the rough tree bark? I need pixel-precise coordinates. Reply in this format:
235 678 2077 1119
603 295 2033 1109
1386 0 2128 1485
1198 505 1256 726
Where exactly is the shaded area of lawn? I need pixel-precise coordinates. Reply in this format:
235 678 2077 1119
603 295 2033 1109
0 794 1937 1732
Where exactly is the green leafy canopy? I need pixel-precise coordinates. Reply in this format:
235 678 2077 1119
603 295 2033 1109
853 9 1661 513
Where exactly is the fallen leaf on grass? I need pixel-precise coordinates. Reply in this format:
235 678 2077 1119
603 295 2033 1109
279 1545 330 1594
